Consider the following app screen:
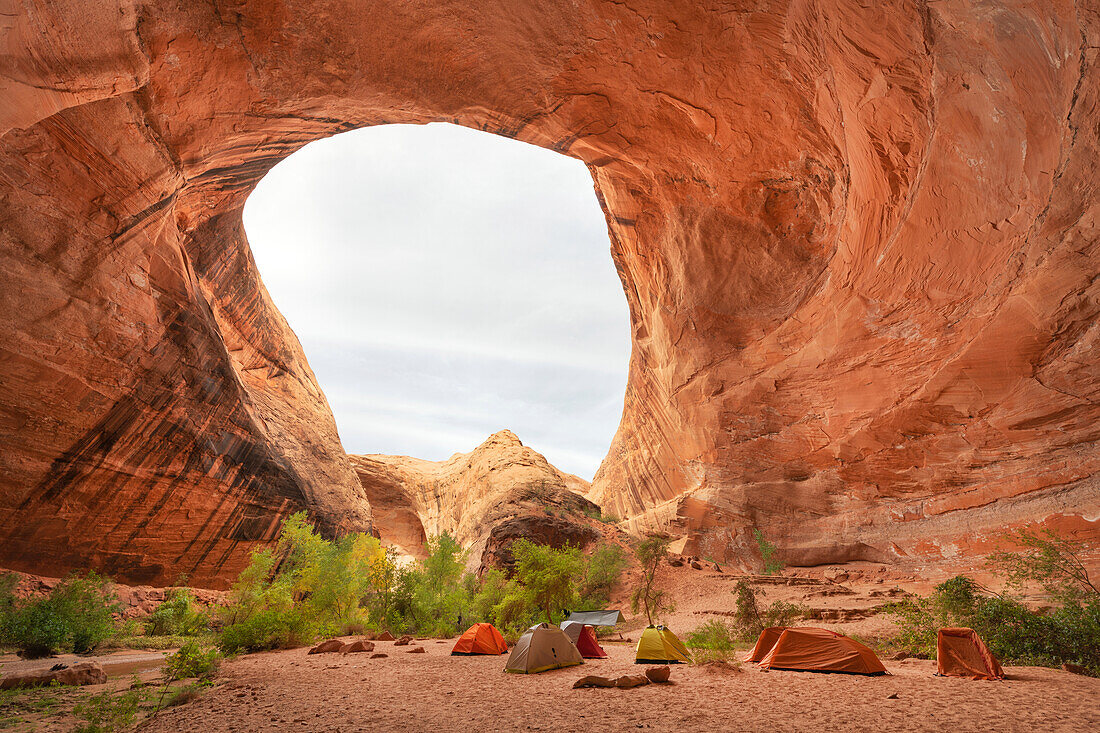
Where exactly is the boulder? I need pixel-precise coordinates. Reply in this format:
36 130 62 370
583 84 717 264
394 635 413 646
0 662 106 690
307 640 345 655
573 676 616 689
341 641 375 654
644 666 671 683
406 646 426 654
374 632 395 642
823 567 849 584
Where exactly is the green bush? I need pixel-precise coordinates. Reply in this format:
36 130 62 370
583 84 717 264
73 687 146 733
578 544 628 609
753 529 784 576
165 640 220 681
1 572 120 657
217 513 381 653
887 574 1100 674
686 619 739 650
145 588 207 637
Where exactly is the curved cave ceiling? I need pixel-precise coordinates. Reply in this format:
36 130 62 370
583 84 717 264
0 0 1097 586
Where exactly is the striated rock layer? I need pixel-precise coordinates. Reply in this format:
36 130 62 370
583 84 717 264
1 1 1098 584
350 431 601 572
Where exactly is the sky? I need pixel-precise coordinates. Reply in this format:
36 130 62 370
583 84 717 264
243 123 631 479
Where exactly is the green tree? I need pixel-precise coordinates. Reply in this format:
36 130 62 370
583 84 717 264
630 535 674 625
578 544 628 609
509 540 583 623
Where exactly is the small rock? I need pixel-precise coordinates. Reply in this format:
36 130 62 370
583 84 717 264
370 653 388 659
667 557 684 567
614 675 651 689
1062 662 1088 676
406 646 426 654
823 567 849 583
890 651 909 661
341 640 375 654
374 631 395 642
573 675 616 688
394 635 414 646
690 561 703 570
644 666 671 683
307 639 344 655
886 693 899 700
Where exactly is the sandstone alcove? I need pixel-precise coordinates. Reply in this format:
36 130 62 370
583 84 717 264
1 1 1096 587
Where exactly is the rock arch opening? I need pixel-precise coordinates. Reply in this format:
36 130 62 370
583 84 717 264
242 123 631 480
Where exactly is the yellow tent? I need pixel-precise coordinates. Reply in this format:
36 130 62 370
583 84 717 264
635 625 692 664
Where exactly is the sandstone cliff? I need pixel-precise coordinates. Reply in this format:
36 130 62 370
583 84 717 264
1 1 1098 584
350 431 602 572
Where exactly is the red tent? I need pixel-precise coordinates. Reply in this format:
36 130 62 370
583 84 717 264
560 621 609 659
451 623 509 655
937 628 1004 680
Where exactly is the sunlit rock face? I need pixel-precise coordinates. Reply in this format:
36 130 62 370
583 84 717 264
350 431 600 572
1 1 1097 585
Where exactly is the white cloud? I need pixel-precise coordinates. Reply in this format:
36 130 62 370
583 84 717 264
243 123 631 478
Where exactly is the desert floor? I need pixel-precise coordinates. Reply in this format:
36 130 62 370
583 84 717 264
140 638 1099 733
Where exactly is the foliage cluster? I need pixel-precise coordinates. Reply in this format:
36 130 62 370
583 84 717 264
216 513 630 651
686 580 805 650
886 529 1100 675
73 686 147 733
0 571 120 657
753 529 785 576
165 640 221 681
145 588 208 637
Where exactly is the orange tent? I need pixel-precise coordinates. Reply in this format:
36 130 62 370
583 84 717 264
451 623 509 655
937 628 1004 680
757 627 887 675
560 621 609 659
746 627 786 663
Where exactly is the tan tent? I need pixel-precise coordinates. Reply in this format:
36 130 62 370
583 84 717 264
746 627 787 663
505 623 584 674
757 627 886 675
937 628 1004 680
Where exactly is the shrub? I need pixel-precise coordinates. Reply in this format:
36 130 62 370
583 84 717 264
218 513 380 653
753 529 784 576
1 572 119 657
630 535 674 625
578 544 628 609
73 687 145 733
145 588 207 637
686 619 739 650
165 640 220 681
886 574 1100 674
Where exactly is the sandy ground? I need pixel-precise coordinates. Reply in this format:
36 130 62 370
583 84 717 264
140 638 1099 733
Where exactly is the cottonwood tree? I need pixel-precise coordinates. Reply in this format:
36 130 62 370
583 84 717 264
631 534 674 625
509 539 583 622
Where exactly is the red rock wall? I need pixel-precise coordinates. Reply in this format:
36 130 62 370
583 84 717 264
1 1 1097 584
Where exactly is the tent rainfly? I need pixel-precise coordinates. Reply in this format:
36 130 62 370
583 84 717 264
505 623 584 674
635 626 692 664
452 623 509 656
756 627 887 675
566 610 622 627
559 621 609 659
937 628 1004 680
746 627 787 663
